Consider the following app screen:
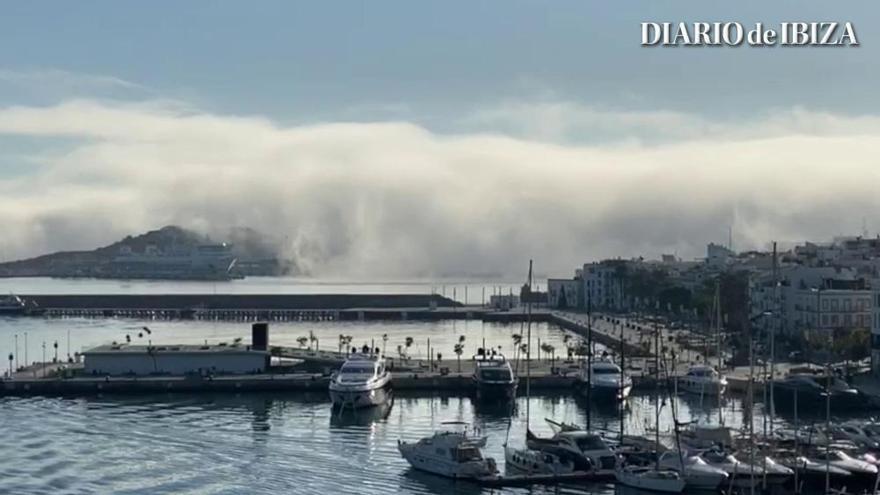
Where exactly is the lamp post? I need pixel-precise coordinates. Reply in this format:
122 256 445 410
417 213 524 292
14 333 18 370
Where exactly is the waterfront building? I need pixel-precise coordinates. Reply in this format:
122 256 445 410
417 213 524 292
872 279 880 375
83 344 269 376
547 278 579 309
82 323 271 376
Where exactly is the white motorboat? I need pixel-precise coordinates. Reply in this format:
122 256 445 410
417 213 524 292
816 450 879 480
504 447 574 475
782 456 852 479
658 451 729 489
526 424 618 474
677 365 727 396
398 424 497 479
472 356 517 401
329 354 392 409
831 423 880 450
758 456 795 484
615 466 686 493
680 424 734 449
699 451 764 480
578 357 632 401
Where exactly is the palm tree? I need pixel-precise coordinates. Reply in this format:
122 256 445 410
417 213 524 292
454 343 465 372
308 330 318 351
338 334 345 353
541 343 555 365
382 333 389 356
296 336 308 348
562 334 572 360
404 336 414 360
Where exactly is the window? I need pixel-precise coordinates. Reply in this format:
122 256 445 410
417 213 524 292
822 314 829 326
832 314 839 325
844 314 852 326
831 300 839 311
823 299 830 311
844 299 852 312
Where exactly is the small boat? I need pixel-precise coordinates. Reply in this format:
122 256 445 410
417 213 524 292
577 357 632 401
398 423 497 479
615 465 686 493
329 354 392 409
526 423 618 474
504 447 574 475
677 364 727 396
0 294 26 315
472 356 517 401
658 451 729 490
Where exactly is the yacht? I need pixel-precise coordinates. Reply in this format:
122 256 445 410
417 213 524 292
329 354 392 409
615 466 686 493
814 450 879 482
782 456 852 480
526 424 618 475
398 424 497 479
699 450 764 482
677 364 727 396
658 451 729 489
0 294 26 315
472 357 517 400
578 357 632 401
772 373 866 411
680 424 734 450
504 447 574 475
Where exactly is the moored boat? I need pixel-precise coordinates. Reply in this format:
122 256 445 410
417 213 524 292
398 423 497 479
615 466 686 493
473 356 517 401
677 364 727 396
329 354 392 409
577 357 632 401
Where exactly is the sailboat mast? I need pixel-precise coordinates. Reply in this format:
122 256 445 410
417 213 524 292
654 319 660 459
715 280 723 426
526 259 533 430
587 293 593 431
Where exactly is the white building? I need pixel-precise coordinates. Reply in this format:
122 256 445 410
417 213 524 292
707 243 734 270
582 261 628 311
83 344 269 376
547 278 579 309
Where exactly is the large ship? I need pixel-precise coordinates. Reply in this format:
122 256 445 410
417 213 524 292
98 243 240 280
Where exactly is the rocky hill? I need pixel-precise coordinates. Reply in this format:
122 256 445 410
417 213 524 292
0 226 295 278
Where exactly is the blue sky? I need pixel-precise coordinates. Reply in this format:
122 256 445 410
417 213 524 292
1 1 877 124
1 2 879 276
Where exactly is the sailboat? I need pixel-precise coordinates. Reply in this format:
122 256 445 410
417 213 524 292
615 322 686 493
504 260 575 476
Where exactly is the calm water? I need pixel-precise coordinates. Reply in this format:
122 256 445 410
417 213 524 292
0 276 530 303
0 392 759 495
0 317 576 371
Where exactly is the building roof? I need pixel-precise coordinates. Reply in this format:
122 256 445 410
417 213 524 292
83 343 267 355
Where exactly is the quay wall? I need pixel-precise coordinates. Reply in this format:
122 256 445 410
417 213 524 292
25 293 461 311
1 372 576 397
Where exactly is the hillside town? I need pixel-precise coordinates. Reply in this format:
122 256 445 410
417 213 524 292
547 236 880 374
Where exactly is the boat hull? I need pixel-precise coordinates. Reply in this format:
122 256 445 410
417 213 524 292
615 470 686 493
581 382 631 401
330 384 392 409
474 381 517 401
398 445 496 479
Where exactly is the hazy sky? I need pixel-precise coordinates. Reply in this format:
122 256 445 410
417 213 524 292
1 1 879 277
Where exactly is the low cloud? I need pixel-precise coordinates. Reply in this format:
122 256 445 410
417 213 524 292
1 98 879 278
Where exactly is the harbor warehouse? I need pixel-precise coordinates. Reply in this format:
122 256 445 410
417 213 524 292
83 344 269 376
